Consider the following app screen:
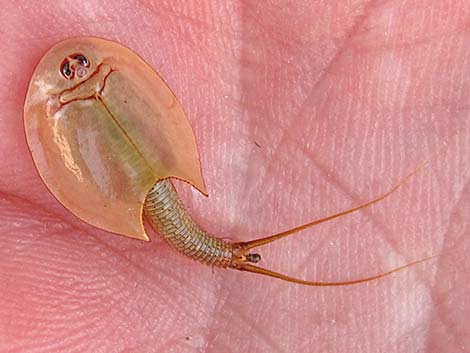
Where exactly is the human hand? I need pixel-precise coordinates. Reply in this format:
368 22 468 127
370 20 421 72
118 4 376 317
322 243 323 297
1 1 468 352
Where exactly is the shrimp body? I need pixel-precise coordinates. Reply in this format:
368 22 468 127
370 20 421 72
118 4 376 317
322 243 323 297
144 179 234 268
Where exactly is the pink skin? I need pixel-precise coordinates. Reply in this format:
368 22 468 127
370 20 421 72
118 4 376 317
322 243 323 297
0 1 469 352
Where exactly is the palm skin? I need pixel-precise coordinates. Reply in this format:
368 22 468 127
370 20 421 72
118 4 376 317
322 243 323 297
0 1 469 353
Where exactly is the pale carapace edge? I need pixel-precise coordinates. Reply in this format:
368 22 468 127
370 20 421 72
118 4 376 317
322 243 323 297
24 37 430 286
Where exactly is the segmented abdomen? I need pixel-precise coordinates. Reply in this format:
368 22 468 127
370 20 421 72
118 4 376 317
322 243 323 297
144 179 233 268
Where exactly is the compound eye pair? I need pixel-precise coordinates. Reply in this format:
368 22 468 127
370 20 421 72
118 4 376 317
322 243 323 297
60 53 90 80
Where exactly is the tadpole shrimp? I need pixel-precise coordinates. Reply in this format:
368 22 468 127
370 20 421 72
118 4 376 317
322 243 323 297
23 37 430 286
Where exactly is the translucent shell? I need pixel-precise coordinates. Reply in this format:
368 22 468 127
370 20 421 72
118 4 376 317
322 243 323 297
24 37 207 241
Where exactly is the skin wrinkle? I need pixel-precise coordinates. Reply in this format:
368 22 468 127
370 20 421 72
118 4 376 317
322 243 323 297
134 3 240 90
424 179 470 351
135 4 217 67
427 282 455 346
208 301 285 353
3 222 178 316
155 1 218 32
243 9 377 206
90 239 218 320
431 298 458 347
5 291 110 352
0 190 78 237
356 28 469 54
286 131 423 239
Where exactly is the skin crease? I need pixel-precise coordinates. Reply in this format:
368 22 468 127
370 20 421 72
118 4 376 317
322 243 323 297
0 0 469 352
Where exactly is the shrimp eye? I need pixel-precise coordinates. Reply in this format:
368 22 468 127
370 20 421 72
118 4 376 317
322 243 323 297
60 60 74 79
73 53 89 67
